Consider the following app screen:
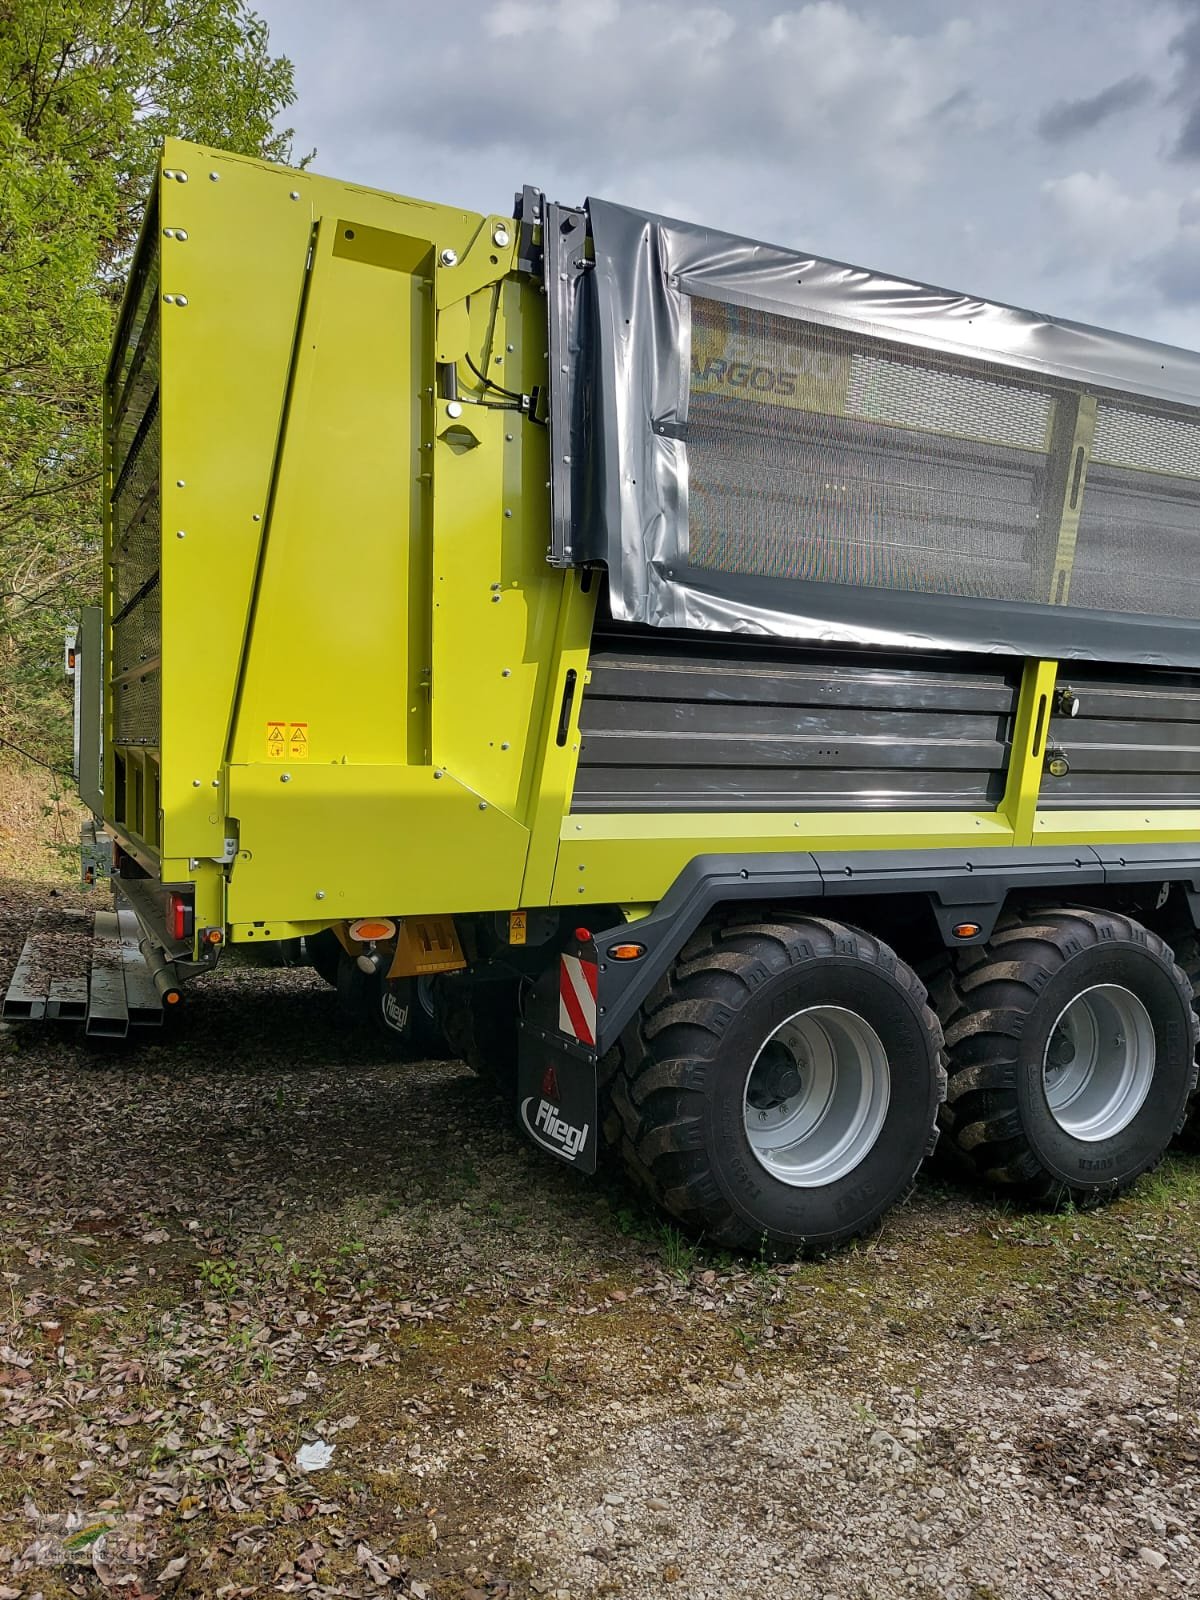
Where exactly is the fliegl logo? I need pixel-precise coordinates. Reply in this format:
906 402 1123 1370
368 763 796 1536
521 1097 590 1162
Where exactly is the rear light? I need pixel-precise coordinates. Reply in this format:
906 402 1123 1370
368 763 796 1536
167 891 193 943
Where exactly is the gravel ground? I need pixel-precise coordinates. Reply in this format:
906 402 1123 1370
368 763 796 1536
2 875 1199 1600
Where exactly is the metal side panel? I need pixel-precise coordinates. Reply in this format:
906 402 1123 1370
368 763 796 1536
87 909 130 1037
1042 662 1200 808
574 633 1020 814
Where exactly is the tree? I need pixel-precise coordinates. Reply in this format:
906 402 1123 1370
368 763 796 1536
0 0 304 766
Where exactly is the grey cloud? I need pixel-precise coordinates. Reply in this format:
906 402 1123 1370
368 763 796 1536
1036 74 1153 143
1169 11 1200 159
1143 233 1200 304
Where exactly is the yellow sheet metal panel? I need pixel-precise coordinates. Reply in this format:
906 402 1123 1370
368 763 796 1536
550 810 1016 905
228 221 428 769
157 140 315 859
226 764 529 926
1034 809 1200 845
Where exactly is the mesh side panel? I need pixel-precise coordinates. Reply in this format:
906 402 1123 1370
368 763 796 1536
112 402 161 612
1070 463 1200 618
686 297 1053 604
108 241 161 750
845 354 1053 450
688 395 1045 598
1092 403 1200 477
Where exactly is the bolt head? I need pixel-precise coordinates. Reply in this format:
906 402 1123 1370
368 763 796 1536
493 225 511 247
440 247 458 267
446 400 463 419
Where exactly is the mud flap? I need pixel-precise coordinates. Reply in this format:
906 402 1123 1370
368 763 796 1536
516 1020 598 1174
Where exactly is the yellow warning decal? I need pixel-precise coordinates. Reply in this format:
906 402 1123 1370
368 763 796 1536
289 722 309 759
509 910 528 946
266 721 286 759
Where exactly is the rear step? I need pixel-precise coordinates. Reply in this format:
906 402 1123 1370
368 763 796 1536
2 904 170 1035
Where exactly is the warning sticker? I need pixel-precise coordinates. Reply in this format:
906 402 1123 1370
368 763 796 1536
509 910 528 946
289 722 309 759
266 722 286 759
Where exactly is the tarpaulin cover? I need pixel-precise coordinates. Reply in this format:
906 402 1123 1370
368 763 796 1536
579 198 1200 666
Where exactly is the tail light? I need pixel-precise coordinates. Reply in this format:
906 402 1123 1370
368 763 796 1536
167 891 193 943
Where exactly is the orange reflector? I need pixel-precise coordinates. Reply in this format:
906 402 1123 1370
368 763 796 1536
349 917 396 943
952 922 981 939
608 942 646 961
205 927 223 945
165 991 181 1005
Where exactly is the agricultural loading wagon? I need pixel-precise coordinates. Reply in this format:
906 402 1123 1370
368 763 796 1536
9 137 1200 1255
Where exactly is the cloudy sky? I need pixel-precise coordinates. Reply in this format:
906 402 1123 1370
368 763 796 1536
256 0 1200 349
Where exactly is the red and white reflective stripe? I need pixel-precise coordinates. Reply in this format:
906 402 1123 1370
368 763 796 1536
559 952 598 1046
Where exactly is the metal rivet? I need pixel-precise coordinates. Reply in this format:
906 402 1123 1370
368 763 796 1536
446 401 463 419
478 801 488 810
163 228 175 238
176 530 186 539
505 432 514 442
504 508 512 518
492 225 510 247
502 668 511 677
563 455 571 464
252 513 261 522
433 769 443 779
176 171 188 182
192 779 201 788
280 773 291 783
175 295 188 307
491 594 501 603
163 294 175 304
506 343 514 352
176 229 187 241
501 742 510 750
289 190 300 200
315 890 326 900
163 168 175 179
440 247 458 266
209 171 219 181
176 479 186 488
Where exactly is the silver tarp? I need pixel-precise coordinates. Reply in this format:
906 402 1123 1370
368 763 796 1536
579 197 1200 666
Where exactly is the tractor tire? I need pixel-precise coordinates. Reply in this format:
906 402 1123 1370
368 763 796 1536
307 929 343 989
434 973 522 1096
930 909 1197 1205
1167 932 1200 1151
603 915 946 1257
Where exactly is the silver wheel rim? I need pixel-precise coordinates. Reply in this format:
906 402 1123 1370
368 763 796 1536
1042 983 1155 1141
742 1006 891 1188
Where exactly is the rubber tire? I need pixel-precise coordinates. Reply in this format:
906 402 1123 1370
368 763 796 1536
929 909 1198 1205
307 929 342 989
434 974 522 1096
1167 932 1200 1150
602 915 946 1257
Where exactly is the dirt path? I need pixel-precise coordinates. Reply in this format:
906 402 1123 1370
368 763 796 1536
1 877 1198 1599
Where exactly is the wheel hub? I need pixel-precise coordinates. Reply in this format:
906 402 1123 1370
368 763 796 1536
1041 983 1155 1142
742 1006 891 1188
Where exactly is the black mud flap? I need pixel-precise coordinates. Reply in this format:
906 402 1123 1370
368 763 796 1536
516 1020 598 1174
